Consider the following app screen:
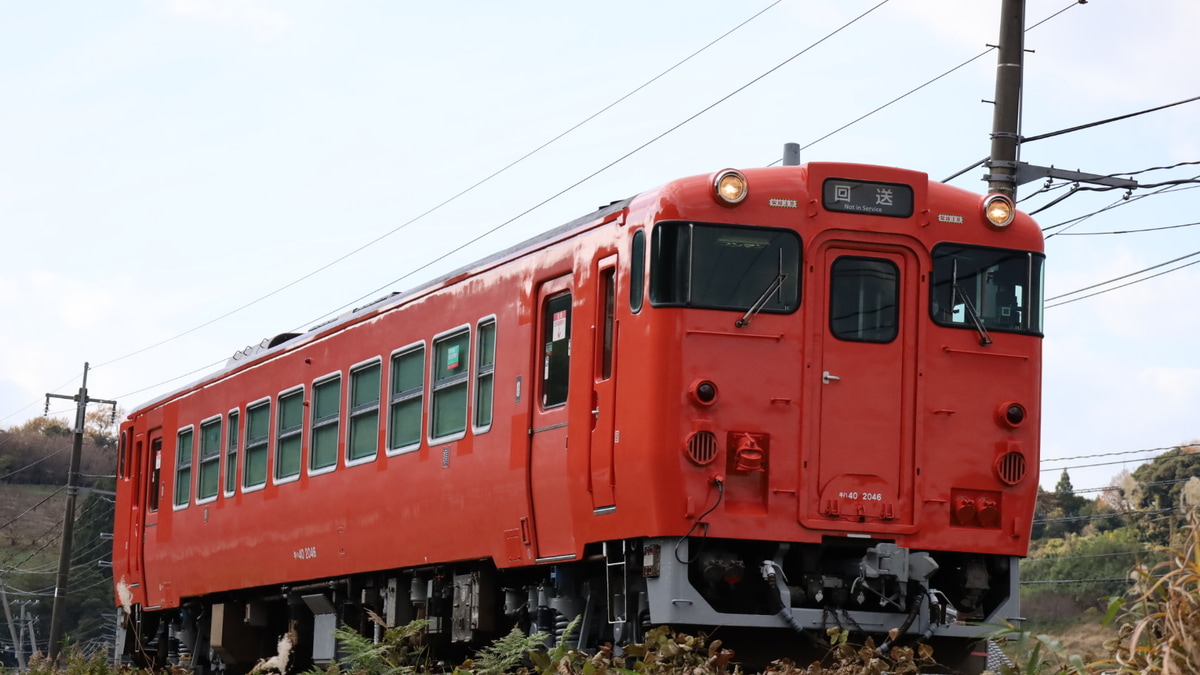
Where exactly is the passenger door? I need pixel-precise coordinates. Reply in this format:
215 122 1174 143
528 276 577 559
588 256 618 512
805 245 918 529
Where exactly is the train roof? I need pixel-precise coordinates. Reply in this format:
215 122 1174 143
126 195 636 418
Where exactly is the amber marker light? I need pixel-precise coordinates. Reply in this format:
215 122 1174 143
713 169 748 205
982 193 1016 229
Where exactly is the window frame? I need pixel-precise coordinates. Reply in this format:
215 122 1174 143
274 385 305 484
309 372 342 476
387 342 426 456
472 316 497 435
242 397 271 493
346 357 383 467
429 324 472 444
224 408 240 498
173 425 195 511
196 414 222 504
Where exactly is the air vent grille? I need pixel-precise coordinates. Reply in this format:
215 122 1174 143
996 451 1027 485
685 431 719 466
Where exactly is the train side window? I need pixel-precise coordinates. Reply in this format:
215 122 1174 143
310 375 342 473
244 400 271 490
275 387 304 481
431 328 471 441
225 410 240 496
149 437 161 512
474 318 496 433
829 256 899 343
174 426 194 509
348 360 382 464
197 417 221 502
630 229 645 313
118 429 127 479
388 345 425 453
600 268 616 380
542 293 571 408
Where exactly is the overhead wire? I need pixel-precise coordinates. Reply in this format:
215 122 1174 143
14 0 1096 413
777 0 1087 167
82 1 785 375
299 0 898 333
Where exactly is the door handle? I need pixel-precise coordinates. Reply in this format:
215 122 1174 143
822 371 841 384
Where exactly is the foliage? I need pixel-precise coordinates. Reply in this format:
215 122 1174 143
1022 528 1151 604
1101 509 1200 673
464 624 548 675
1129 443 1200 544
24 647 124 675
320 615 431 675
0 417 115 486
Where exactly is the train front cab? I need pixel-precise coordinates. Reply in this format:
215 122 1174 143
617 164 1043 670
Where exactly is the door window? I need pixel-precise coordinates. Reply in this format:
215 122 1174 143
829 256 899 343
542 293 572 408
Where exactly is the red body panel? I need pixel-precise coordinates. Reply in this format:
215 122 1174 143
113 163 1042 621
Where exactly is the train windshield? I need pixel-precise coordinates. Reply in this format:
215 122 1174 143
649 222 801 313
931 244 1044 336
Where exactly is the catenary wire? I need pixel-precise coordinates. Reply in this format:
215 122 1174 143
82 2 784 374
26 2 1096 411
294 0 897 331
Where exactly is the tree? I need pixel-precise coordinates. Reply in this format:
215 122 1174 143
1130 442 1200 545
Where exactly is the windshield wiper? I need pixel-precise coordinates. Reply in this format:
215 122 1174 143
736 251 787 328
952 259 992 346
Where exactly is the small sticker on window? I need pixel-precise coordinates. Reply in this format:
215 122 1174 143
447 345 460 370
552 311 568 341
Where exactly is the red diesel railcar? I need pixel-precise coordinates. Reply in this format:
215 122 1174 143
113 161 1043 673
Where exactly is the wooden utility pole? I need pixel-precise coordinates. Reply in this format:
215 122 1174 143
45 363 116 661
986 0 1026 199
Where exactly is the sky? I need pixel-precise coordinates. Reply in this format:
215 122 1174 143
1 0 1197 494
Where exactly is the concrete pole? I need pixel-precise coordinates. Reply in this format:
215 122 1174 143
987 0 1026 199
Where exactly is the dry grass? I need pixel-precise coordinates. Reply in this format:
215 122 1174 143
1099 512 1200 674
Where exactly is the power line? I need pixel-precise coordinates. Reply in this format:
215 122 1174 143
293 0 898 333
1046 254 1200 309
1052 220 1200 236
1042 446 1176 463
20 2 1093 416
83 1 784 375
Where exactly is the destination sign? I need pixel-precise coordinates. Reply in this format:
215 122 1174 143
822 178 914 218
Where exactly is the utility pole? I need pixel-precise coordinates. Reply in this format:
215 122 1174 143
45 363 117 662
1 586 25 670
986 0 1026 199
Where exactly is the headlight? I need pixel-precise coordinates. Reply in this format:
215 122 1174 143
982 193 1016 229
712 169 748 205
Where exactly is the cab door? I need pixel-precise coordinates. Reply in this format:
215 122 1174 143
804 245 918 529
142 430 165 605
528 275 577 559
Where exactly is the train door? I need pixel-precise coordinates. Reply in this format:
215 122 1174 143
142 430 164 605
528 275 577 559
125 431 145 578
805 245 917 528
588 256 618 511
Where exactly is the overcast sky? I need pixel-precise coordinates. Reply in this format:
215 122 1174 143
2 0 1197 493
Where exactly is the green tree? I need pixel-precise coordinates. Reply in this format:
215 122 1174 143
1131 443 1200 544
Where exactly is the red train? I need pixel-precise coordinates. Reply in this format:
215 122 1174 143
113 160 1043 674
